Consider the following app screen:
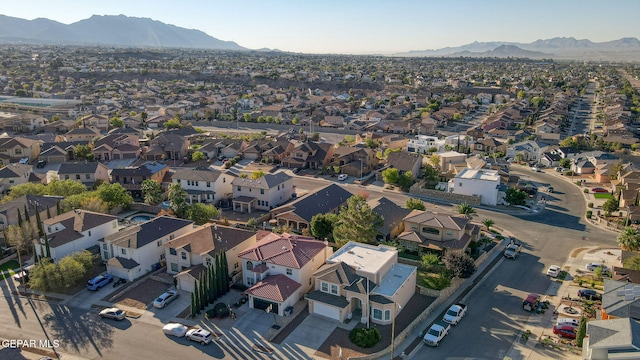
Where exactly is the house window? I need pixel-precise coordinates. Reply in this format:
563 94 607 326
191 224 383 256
169 235 175 240
206 182 210 188
237 186 241 191
170 263 178 272
102 243 108 250
422 227 440 235
330 284 338 295
373 309 382 320
246 277 254 286
223 178 226 183
260 189 264 194
265 201 269 207
384 309 391 321
459 182 463 187
246 261 253 270
157 240 162 247
160 254 165 260
234 262 239 269
8 179 14 184
321 282 328 292
15 149 22 155
286 268 292 275
115 176 120 181
194 181 198 187
446 230 453 236
88 231 92 236
181 252 187 260
65 175 69 180
121 249 126 255
411 225 417 231
85 174 90 179
76 174 80 180
169 248 177 256
206 259 211 267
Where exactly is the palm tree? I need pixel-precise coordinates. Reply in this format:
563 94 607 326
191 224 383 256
617 227 640 251
482 219 495 231
456 202 477 217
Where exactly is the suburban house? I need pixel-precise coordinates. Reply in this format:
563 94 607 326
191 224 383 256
506 140 549 163
384 152 422 180
368 197 412 242
164 224 258 292
0 137 41 164
238 232 333 316
110 162 169 198
306 242 416 325
231 171 293 213
406 135 443 154
80 114 110 132
92 133 141 161
64 128 100 142
271 183 353 232
437 151 468 173
100 216 195 281
448 168 502 206
280 141 333 170
601 280 640 320
397 210 481 256
35 209 120 262
0 194 62 228
582 318 640 360
49 162 110 187
39 141 85 164
143 133 190 162
172 167 234 205
329 146 378 178
0 163 38 195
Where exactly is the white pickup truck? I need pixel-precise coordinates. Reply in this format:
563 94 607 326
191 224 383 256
443 303 467 325
423 321 451 347
504 243 522 259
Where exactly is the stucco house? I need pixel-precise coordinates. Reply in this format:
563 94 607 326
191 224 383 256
306 242 416 325
172 167 234 205
582 318 640 360
397 210 481 256
100 216 195 281
0 163 38 195
238 232 333 316
232 171 293 213
448 168 501 206
35 209 120 263
164 224 258 293
49 162 110 187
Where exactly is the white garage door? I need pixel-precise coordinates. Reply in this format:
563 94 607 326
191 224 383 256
178 277 195 293
313 302 340 320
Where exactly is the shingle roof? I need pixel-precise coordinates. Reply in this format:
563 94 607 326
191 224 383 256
403 210 470 231
231 171 291 189
305 290 349 308
272 184 352 223
108 216 193 249
244 274 301 302
57 162 100 175
238 232 326 269
164 224 256 256
108 256 140 270
44 210 119 248
314 262 360 286
368 197 412 237
0 163 31 178
172 168 222 182
586 318 640 351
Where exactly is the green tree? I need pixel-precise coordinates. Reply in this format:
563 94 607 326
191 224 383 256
73 145 94 161
251 171 265 179
423 165 440 183
617 227 640 251
333 195 383 247
310 213 339 241
482 219 495 231
429 154 441 168
141 179 163 205
576 317 587 347
109 117 124 128
504 188 527 206
194 279 201 312
47 179 88 197
96 183 133 210
381 168 399 184
517 90 527 99
70 250 94 272
559 158 571 169
602 197 619 217
5 222 38 279
186 203 219 225
406 198 426 211
421 253 440 271
190 292 197 318
397 172 414 190
343 135 355 144
164 118 183 129
456 202 477 217
291 117 299 125
28 258 62 292
58 256 86 288
243 113 251 122
623 256 640 270
444 252 476 278
191 151 205 161
221 251 229 293
514 153 525 164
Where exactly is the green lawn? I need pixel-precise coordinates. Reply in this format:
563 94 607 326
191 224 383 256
0 259 20 273
593 193 612 199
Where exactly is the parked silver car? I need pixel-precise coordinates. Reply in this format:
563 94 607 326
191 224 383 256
153 290 179 308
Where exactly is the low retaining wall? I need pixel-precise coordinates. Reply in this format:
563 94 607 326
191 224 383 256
0 253 17 267
409 181 481 205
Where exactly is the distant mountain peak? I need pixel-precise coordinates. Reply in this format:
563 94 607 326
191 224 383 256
0 14 247 50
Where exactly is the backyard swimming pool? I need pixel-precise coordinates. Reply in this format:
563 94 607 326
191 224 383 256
129 214 156 222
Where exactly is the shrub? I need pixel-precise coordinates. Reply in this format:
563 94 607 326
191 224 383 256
586 210 592 218
583 188 589 193
349 327 381 348
588 202 594 208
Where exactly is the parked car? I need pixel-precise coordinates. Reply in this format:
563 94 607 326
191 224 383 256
531 167 541 172
578 289 602 300
86 274 113 291
186 328 213 345
153 290 179 308
162 323 188 337
546 265 561 278
504 243 522 259
443 303 467 325
18 157 29 164
585 263 610 273
13 264 35 283
99 307 126 320
232 294 248 308
591 188 608 193
553 325 577 339
423 321 451 346
522 293 540 312
36 160 47 168
556 318 580 328
337 174 348 181
555 167 564 172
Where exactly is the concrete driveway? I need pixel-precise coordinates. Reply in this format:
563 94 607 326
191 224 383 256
62 283 118 310
281 314 337 353
232 306 278 342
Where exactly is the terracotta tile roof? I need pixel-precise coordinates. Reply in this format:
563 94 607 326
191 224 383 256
245 274 301 302
238 232 326 269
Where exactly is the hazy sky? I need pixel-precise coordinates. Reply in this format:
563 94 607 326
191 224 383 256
2 0 639 54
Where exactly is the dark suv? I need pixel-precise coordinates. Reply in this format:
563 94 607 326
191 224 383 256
36 160 47 168
578 289 602 300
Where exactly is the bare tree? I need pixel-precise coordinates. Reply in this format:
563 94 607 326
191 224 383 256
5 222 39 285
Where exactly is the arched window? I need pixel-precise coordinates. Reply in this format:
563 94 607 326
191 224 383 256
246 261 253 270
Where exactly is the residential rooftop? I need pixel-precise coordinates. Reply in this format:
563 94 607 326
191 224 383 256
327 242 397 274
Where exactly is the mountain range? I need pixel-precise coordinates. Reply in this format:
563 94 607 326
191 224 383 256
395 37 640 61
0 14 639 61
0 14 245 50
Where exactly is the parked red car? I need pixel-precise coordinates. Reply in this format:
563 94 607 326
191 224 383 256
553 325 577 339
591 188 608 193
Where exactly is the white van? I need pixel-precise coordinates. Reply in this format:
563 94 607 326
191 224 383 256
556 318 579 328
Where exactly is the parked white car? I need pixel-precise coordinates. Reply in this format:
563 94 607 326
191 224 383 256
546 265 561 278
186 329 213 345
153 290 179 308
586 263 610 273
162 323 188 337
337 174 348 181
99 307 126 321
